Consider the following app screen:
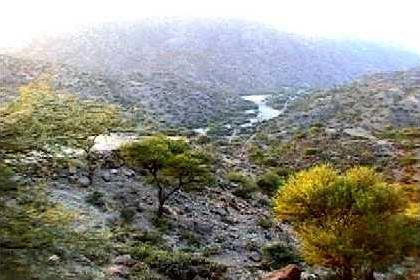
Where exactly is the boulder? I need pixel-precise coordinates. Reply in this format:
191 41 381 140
78 176 91 187
263 264 301 280
47 254 60 263
101 171 112 182
114 254 135 267
105 265 129 277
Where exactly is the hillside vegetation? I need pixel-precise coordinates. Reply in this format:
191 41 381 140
1 54 253 128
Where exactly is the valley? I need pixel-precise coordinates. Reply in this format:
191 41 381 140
1 18 420 280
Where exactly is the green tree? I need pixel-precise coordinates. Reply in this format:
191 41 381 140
120 136 213 217
273 165 419 280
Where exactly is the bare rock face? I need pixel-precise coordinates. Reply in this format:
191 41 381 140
263 264 301 280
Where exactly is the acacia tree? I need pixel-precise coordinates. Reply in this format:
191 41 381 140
0 79 123 182
273 165 419 280
120 136 213 217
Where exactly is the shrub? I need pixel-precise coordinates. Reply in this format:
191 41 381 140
85 191 105 208
304 147 319 156
262 242 299 270
152 216 172 233
120 208 136 223
258 217 274 229
130 244 227 280
180 229 201 247
273 167 292 178
257 171 283 194
273 165 420 280
0 164 16 192
201 245 223 257
227 171 257 199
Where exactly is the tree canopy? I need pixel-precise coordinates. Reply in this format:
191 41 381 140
273 165 420 280
120 135 213 216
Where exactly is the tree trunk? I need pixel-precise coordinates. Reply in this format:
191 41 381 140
339 266 353 280
363 269 375 280
157 186 165 217
86 151 96 186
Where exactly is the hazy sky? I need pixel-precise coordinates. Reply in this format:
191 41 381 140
1 0 420 52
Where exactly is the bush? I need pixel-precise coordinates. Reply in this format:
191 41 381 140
257 171 283 194
201 245 223 257
232 184 257 199
273 167 292 178
273 165 420 280
85 191 105 208
258 217 274 229
262 242 299 270
120 208 136 224
152 216 172 233
130 244 227 280
304 147 319 156
180 229 201 247
227 171 257 199
135 230 165 245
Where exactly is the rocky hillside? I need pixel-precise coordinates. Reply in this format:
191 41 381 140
0 54 252 128
262 67 420 135
21 19 419 92
254 67 420 190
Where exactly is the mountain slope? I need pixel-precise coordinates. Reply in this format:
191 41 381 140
22 19 419 93
1 54 252 128
262 67 420 135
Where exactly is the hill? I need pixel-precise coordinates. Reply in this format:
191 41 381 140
252 67 420 187
21 19 419 93
0 54 252 128
262 67 420 135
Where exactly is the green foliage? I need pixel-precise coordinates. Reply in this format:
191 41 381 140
0 183 112 278
120 208 137 224
130 244 227 280
85 191 106 208
201 245 223 257
304 147 319 156
227 171 257 199
0 163 16 192
0 79 123 153
258 216 274 229
256 171 283 194
273 165 420 279
262 242 300 270
151 216 172 232
136 230 165 245
180 229 201 247
120 136 213 216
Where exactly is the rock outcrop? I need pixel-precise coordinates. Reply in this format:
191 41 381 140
263 264 301 280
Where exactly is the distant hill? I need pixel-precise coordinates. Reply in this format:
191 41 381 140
262 67 420 134
21 19 419 93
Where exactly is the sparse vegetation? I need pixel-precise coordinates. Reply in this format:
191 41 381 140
130 244 227 279
227 171 257 199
